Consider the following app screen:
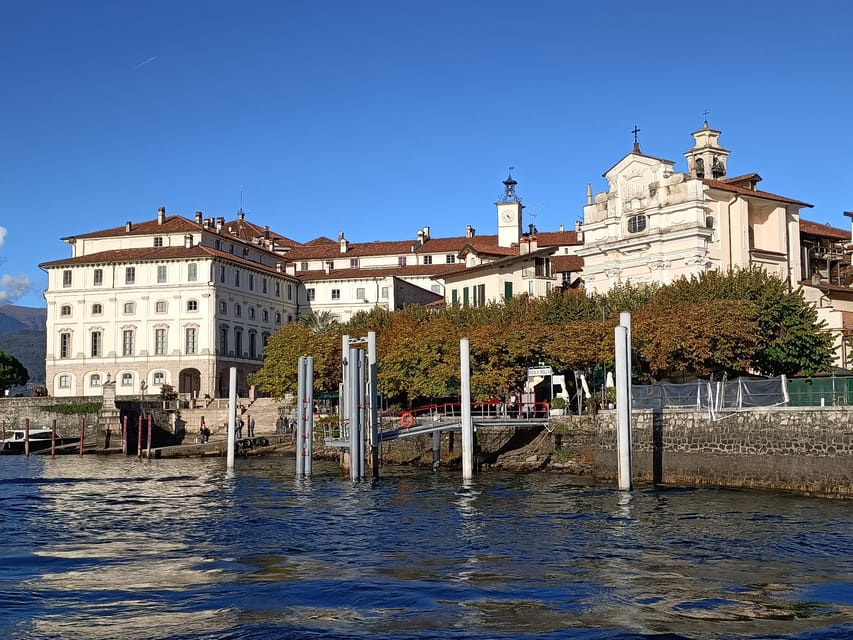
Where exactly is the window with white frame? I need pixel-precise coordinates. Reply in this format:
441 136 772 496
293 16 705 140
91 331 102 357
381 286 389 299
121 373 133 386
60 333 71 358
122 330 134 356
125 267 135 284
398 256 407 267
350 258 359 268
60 305 71 317
188 263 197 281
62 270 72 287
307 288 315 301
157 265 167 283
155 328 166 355
356 287 366 300
59 374 70 388
153 371 165 385
154 236 164 247
300 262 308 271
445 254 456 264
423 255 433 265
331 289 340 300
627 214 647 234
185 327 197 354
123 302 135 314
93 269 103 286
156 301 167 313
186 299 198 312
90 374 101 387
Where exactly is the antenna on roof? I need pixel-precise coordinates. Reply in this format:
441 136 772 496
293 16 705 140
239 184 244 214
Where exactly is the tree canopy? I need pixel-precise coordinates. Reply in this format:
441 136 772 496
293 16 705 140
249 268 835 406
0 349 29 393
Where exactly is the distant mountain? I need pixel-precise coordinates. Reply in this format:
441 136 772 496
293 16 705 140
0 304 46 332
0 305 46 385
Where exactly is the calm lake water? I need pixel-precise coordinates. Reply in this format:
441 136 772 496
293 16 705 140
1 453 851 640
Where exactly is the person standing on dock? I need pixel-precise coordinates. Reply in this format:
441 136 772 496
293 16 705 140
236 417 244 439
248 415 255 438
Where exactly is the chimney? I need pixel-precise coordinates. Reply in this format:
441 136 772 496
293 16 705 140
559 224 565 232
338 231 348 253
276 262 283 272
125 221 132 232
287 263 297 276
237 211 245 221
422 226 430 241
466 224 475 238
184 234 193 248
416 230 424 246
520 237 530 255
194 211 203 224
264 225 270 240
157 206 165 225
586 183 593 205
575 220 582 232
216 217 224 233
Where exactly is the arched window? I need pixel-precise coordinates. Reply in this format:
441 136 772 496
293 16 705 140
627 214 647 234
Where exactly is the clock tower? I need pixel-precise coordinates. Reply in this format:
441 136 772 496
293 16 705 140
497 170 523 248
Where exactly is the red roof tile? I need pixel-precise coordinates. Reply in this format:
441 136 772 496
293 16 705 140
703 179 812 208
800 219 850 241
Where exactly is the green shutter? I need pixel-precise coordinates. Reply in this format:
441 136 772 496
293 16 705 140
504 281 513 299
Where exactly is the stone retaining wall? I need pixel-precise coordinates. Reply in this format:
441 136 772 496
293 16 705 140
594 407 853 497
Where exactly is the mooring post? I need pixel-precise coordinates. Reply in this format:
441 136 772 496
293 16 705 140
146 414 153 458
79 417 85 456
619 311 633 451
51 419 57 457
24 418 30 457
432 429 440 469
226 366 237 470
137 415 143 458
296 355 305 477
348 347 364 481
304 356 314 476
121 416 127 455
460 338 474 481
368 331 379 478
615 323 633 491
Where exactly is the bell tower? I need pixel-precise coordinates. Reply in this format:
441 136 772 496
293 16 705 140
684 118 731 181
497 169 524 248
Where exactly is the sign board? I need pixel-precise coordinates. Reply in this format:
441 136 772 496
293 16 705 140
527 366 553 377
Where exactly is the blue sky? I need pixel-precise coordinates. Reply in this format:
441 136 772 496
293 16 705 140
2 0 851 308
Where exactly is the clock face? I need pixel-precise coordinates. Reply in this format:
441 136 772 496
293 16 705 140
501 211 514 223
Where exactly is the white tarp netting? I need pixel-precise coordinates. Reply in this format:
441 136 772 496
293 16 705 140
631 375 788 419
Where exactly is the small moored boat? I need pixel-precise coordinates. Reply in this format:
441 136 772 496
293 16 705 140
0 428 80 455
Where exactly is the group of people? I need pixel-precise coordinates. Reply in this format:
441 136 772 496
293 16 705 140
198 415 256 443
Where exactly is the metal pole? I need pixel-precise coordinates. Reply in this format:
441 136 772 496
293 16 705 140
615 325 632 491
79 417 85 456
137 415 143 458
296 356 305 477
348 347 360 481
304 356 314 476
432 430 440 469
24 418 30 457
146 414 153 458
51 419 57 457
226 366 237 470
122 416 127 455
460 338 474 481
368 331 379 478
619 312 633 450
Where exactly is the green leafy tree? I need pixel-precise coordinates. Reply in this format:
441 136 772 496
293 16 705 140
297 310 339 333
0 349 28 393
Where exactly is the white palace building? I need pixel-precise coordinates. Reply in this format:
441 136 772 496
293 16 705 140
40 121 853 398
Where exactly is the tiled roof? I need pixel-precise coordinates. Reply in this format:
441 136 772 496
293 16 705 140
219 216 302 248
703 179 812 208
64 215 201 240
535 230 582 247
39 245 296 278
552 255 584 272
800 219 850 241
298 263 461 282
441 247 558 281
